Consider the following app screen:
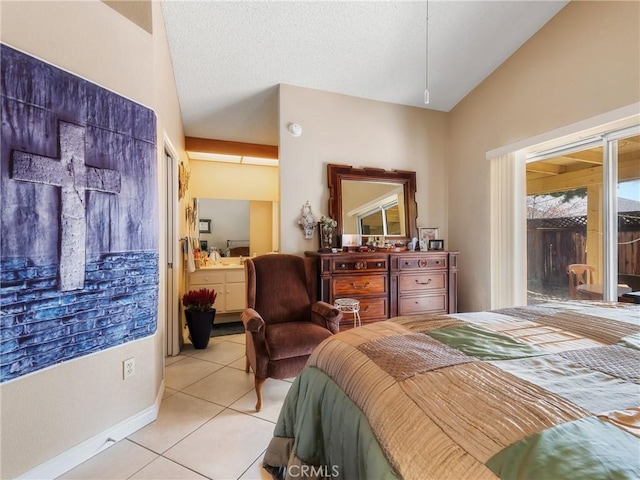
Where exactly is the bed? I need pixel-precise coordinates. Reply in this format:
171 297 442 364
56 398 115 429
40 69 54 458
225 239 249 257
263 301 640 479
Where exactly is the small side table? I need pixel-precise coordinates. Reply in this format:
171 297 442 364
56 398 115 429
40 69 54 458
334 298 361 328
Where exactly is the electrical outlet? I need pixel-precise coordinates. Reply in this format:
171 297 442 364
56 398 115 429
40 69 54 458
123 358 135 379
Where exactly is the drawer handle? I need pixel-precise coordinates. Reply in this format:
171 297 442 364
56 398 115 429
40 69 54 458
350 282 370 289
418 259 429 268
362 306 371 313
340 263 347 268
376 262 383 267
355 262 365 270
416 278 432 285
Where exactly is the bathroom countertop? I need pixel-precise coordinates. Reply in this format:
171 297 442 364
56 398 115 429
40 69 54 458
197 263 244 270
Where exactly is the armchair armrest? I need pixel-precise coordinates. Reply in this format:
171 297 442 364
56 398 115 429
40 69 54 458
241 308 265 334
311 301 343 334
241 308 269 378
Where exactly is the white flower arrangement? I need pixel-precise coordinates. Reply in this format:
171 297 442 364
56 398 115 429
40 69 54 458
319 215 337 228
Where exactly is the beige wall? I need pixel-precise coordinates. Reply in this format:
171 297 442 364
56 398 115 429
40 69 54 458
449 0 640 311
189 160 279 256
189 161 279 201
278 84 449 254
250 201 274 255
0 1 185 477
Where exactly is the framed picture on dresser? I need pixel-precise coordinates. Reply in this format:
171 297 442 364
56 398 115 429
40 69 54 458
419 227 438 251
428 239 444 251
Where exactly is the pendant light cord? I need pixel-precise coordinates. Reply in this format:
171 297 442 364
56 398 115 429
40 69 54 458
424 0 430 104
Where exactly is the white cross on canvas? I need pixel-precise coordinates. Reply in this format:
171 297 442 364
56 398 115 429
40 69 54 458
11 121 121 291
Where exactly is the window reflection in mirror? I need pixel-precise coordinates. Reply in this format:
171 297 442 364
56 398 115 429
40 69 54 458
342 180 406 236
359 202 402 235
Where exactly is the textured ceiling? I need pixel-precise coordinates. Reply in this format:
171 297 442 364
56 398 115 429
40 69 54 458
161 1 569 146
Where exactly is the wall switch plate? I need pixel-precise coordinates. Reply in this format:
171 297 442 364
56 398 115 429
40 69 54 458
123 358 135 379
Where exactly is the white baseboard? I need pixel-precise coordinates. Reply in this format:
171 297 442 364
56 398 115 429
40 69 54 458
17 381 164 480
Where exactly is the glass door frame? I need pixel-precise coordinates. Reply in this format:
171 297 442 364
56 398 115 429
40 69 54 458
525 125 639 302
488 105 639 308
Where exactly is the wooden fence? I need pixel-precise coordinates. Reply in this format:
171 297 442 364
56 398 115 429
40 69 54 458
527 215 640 288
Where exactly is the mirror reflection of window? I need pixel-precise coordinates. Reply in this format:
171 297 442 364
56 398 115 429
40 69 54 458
360 210 384 235
385 204 401 235
344 181 406 236
358 201 401 235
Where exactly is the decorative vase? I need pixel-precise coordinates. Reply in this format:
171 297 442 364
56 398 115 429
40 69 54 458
320 223 333 249
185 309 216 349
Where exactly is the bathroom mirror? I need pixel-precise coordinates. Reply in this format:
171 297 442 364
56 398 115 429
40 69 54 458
196 199 250 256
328 164 417 241
196 198 276 256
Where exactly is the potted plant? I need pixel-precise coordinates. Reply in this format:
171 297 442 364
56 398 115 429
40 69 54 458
182 288 217 349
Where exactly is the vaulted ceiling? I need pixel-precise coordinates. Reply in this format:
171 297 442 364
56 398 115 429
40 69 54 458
161 1 569 146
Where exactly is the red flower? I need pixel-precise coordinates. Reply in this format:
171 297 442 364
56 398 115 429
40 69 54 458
182 288 217 312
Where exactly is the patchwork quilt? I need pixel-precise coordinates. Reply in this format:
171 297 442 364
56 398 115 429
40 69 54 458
263 301 640 479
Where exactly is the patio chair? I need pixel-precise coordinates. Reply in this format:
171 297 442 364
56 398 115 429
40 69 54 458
567 264 595 299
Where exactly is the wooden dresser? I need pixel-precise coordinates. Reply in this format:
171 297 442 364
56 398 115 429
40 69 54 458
306 251 458 328
390 252 458 317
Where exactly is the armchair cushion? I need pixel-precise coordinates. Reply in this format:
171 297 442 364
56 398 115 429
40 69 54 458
250 255 312 325
265 321 333 361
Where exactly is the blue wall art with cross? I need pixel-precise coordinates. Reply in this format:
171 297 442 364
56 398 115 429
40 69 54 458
0 45 159 382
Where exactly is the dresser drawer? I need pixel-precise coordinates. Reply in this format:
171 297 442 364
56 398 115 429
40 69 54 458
398 255 448 271
399 272 447 293
331 257 387 273
333 274 387 295
336 296 388 329
357 296 388 320
399 294 447 315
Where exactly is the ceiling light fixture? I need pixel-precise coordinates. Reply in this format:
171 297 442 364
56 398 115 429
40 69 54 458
424 0 430 105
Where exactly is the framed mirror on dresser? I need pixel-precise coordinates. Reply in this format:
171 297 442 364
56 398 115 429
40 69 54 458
307 164 458 330
327 164 418 244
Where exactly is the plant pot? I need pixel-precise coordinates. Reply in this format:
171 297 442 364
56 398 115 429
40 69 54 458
185 309 216 349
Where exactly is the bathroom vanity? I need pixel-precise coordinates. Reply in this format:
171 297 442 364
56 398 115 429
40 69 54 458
187 262 246 318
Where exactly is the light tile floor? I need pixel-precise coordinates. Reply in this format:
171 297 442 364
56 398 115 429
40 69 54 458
58 333 292 480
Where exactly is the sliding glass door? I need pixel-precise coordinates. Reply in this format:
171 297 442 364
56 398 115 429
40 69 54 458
526 130 640 304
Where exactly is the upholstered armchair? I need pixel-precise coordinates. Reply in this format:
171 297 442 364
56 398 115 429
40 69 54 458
241 254 343 411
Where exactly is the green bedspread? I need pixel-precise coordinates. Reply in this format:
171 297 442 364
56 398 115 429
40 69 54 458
263 301 640 479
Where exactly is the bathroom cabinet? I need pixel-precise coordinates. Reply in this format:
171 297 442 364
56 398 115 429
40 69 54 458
187 267 246 316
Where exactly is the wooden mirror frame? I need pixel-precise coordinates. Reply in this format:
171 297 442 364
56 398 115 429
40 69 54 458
328 164 418 242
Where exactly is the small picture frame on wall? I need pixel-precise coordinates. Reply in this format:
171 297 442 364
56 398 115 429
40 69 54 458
428 239 444 251
198 219 211 233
